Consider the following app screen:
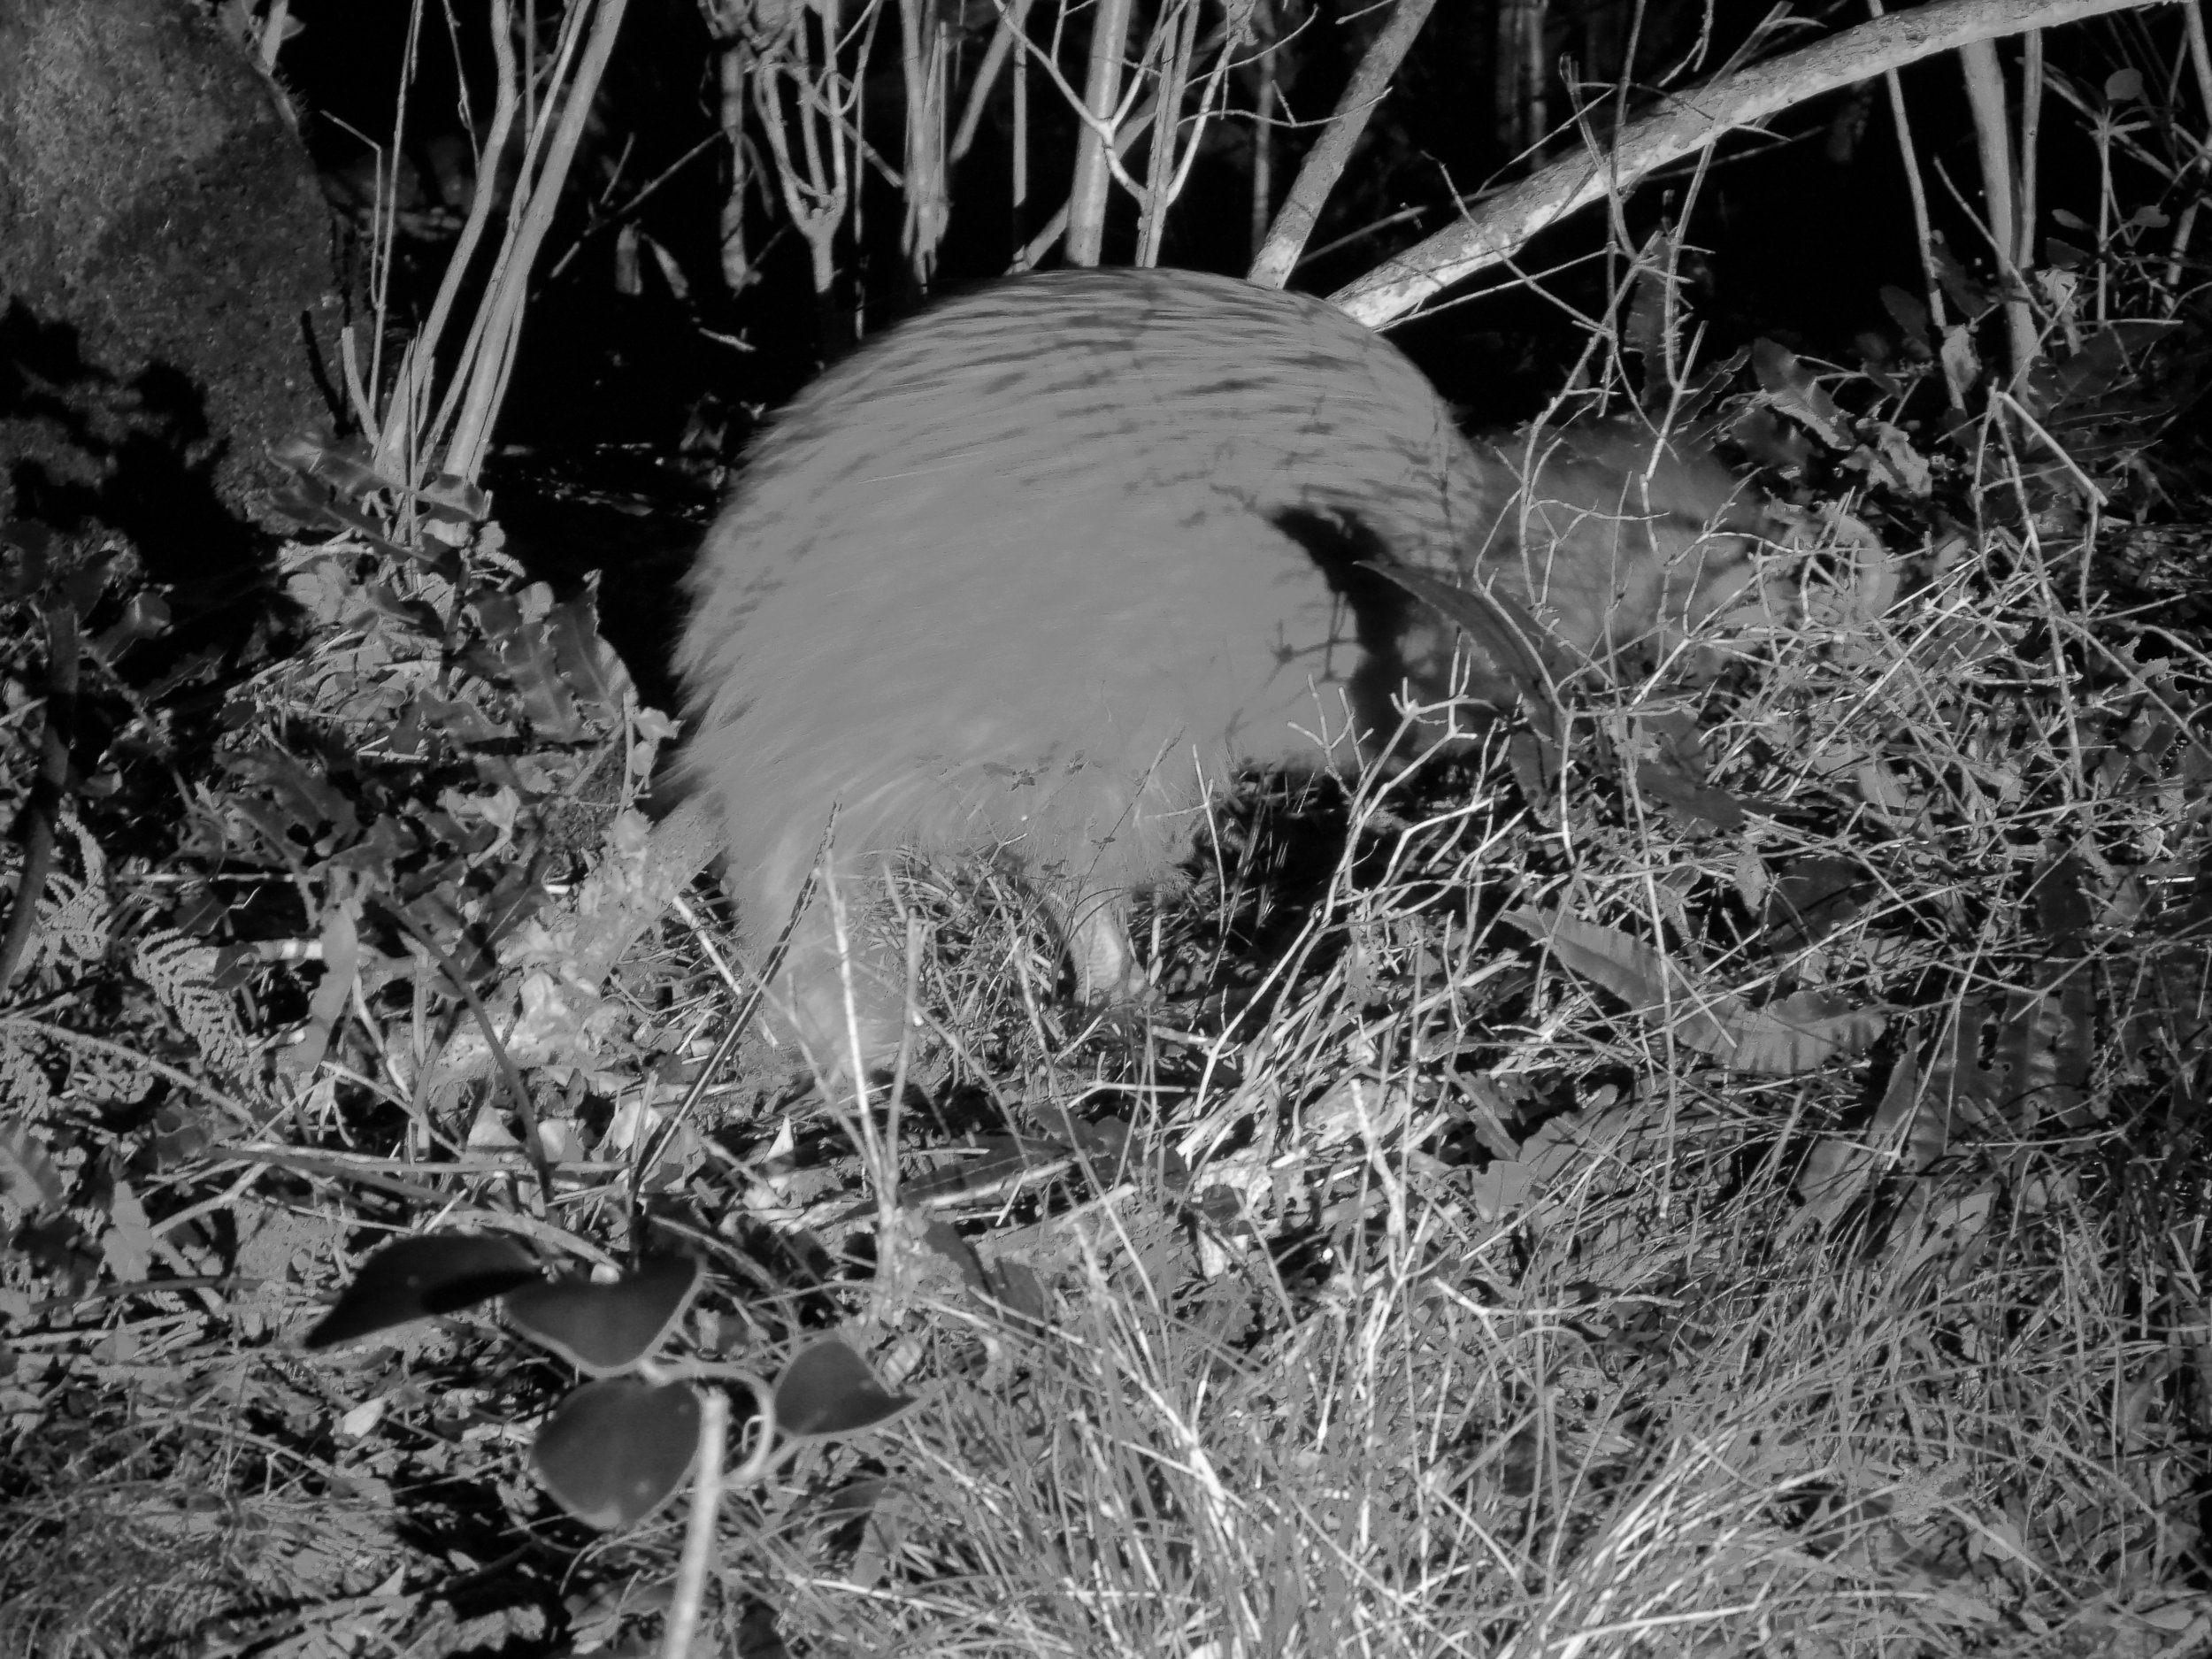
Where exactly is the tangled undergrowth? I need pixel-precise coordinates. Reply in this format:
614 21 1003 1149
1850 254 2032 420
2 318 2211 1659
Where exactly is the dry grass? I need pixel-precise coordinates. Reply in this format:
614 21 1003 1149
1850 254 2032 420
4 419 2205 1659
680 504 2212 1657
15 0 2210 1647
7 54 2210 1640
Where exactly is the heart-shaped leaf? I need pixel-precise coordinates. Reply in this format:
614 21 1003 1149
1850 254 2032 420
305 1233 538 1351
504 1252 703 1376
774 1336 918 1439
534 1377 701 1530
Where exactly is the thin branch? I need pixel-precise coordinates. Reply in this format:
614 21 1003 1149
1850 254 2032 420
1331 0 2182 327
1066 0 1137 264
1248 0 1439 288
1960 39 2039 386
950 0 1035 164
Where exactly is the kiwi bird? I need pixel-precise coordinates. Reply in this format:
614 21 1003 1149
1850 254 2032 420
678 266 1768 1075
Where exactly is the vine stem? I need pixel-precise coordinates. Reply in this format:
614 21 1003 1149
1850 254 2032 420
660 1386 730 1659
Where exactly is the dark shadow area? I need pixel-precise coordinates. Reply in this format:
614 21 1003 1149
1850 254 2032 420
1 301 273 604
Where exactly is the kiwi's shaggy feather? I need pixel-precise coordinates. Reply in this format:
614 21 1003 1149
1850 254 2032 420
680 267 1764 1071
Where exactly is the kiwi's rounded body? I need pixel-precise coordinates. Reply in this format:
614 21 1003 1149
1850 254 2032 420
679 267 1758 1070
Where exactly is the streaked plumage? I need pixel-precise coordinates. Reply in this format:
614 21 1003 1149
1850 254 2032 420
680 267 1766 1071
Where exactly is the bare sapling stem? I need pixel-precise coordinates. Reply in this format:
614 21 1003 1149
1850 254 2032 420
1248 0 1439 288
1065 0 1136 263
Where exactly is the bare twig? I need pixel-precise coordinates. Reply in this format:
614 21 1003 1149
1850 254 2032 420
1248 0 1439 288
898 0 950 280
1330 0 2182 327
1959 39 2040 387
1867 0 1966 408
444 0 634 480
398 0 520 479
1065 0 1136 263
950 0 1035 163
756 0 861 303
1134 0 1200 265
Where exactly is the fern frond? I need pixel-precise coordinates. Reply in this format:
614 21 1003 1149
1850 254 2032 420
133 932 255 1080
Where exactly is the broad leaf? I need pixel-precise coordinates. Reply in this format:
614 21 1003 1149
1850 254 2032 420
305 1233 537 1350
775 1337 918 1439
534 1378 701 1530
505 1252 703 1376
